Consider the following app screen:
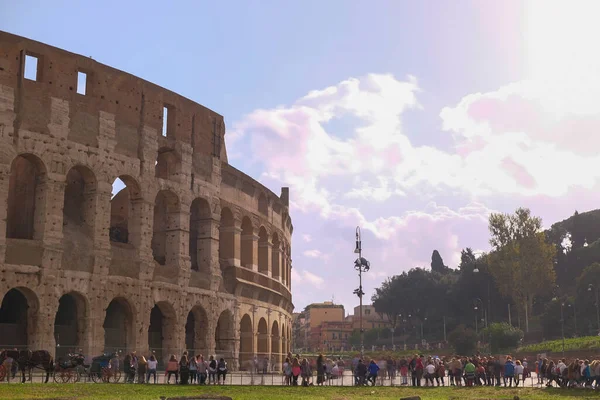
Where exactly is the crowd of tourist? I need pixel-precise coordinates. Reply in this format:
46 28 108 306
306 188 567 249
282 352 600 389
116 351 229 385
3 348 600 390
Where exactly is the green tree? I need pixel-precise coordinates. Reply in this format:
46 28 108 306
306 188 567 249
482 322 523 353
431 250 449 273
448 325 477 355
488 207 556 332
575 262 600 335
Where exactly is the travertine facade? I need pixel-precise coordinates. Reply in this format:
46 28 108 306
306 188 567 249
0 31 293 370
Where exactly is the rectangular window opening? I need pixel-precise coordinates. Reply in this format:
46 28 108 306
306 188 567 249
77 71 87 95
24 55 38 81
162 106 168 137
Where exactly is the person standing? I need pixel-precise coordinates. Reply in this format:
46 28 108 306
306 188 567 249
197 355 207 385
217 357 228 385
189 354 197 384
146 355 158 384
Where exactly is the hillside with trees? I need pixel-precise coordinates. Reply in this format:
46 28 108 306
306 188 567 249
371 208 600 350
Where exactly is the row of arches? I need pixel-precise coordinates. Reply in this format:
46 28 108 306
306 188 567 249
5 153 291 286
0 287 291 369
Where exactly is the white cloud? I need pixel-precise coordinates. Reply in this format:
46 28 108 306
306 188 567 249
228 66 600 311
291 269 325 288
303 249 323 258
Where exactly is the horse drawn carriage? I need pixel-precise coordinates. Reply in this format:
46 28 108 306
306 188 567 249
0 349 54 383
53 352 121 383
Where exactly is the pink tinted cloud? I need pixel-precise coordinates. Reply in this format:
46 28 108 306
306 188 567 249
500 157 537 189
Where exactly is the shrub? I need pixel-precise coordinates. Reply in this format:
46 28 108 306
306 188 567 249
448 324 477 355
482 322 524 353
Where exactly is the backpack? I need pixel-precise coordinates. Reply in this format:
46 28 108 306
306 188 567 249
218 360 227 372
209 360 217 371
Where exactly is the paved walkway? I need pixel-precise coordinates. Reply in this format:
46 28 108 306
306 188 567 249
4 370 559 388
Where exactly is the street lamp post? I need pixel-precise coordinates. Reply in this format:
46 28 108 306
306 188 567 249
354 226 370 360
354 226 371 359
474 298 483 335
473 262 491 326
588 284 600 332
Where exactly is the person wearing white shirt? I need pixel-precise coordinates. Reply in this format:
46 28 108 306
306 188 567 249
425 363 436 386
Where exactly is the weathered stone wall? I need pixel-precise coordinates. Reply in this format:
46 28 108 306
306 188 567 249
0 31 293 370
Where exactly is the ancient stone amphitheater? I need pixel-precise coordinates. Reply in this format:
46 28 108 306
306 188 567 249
0 31 293 370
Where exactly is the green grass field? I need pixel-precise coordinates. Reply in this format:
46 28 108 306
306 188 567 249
518 336 600 353
0 384 597 400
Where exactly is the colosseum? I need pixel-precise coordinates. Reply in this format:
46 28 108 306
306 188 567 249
0 31 293 370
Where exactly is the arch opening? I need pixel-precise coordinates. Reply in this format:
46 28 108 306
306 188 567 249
239 314 253 370
155 148 180 181
271 321 281 371
109 176 141 245
148 302 177 368
185 305 208 356
151 190 180 266
240 217 254 269
6 154 46 240
257 318 268 361
189 198 211 272
54 292 87 360
215 310 235 362
258 227 269 275
0 288 38 349
103 297 134 353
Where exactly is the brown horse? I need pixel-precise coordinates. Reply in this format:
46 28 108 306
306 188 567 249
0 349 54 383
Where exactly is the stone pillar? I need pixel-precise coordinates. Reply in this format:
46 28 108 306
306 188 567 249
0 162 10 263
92 181 112 276
136 292 152 356
98 111 117 153
288 256 292 290
88 296 106 356
251 230 259 272
231 303 241 371
205 315 216 357
93 181 113 250
168 206 190 286
281 250 287 287
33 291 58 353
196 205 222 291
40 178 65 280
41 176 65 246
135 198 156 281
0 85 14 263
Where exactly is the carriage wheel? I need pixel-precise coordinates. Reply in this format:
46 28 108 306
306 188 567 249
53 368 63 383
72 369 81 383
109 369 122 383
91 371 102 383
60 369 72 383
101 368 110 383
0 365 6 382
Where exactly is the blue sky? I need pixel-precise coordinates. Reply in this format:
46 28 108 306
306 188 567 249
4 0 600 313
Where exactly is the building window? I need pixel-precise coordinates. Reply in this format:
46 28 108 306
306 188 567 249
24 54 39 81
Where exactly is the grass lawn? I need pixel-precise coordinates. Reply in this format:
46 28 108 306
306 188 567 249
0 384 597 400
519 336 600 353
